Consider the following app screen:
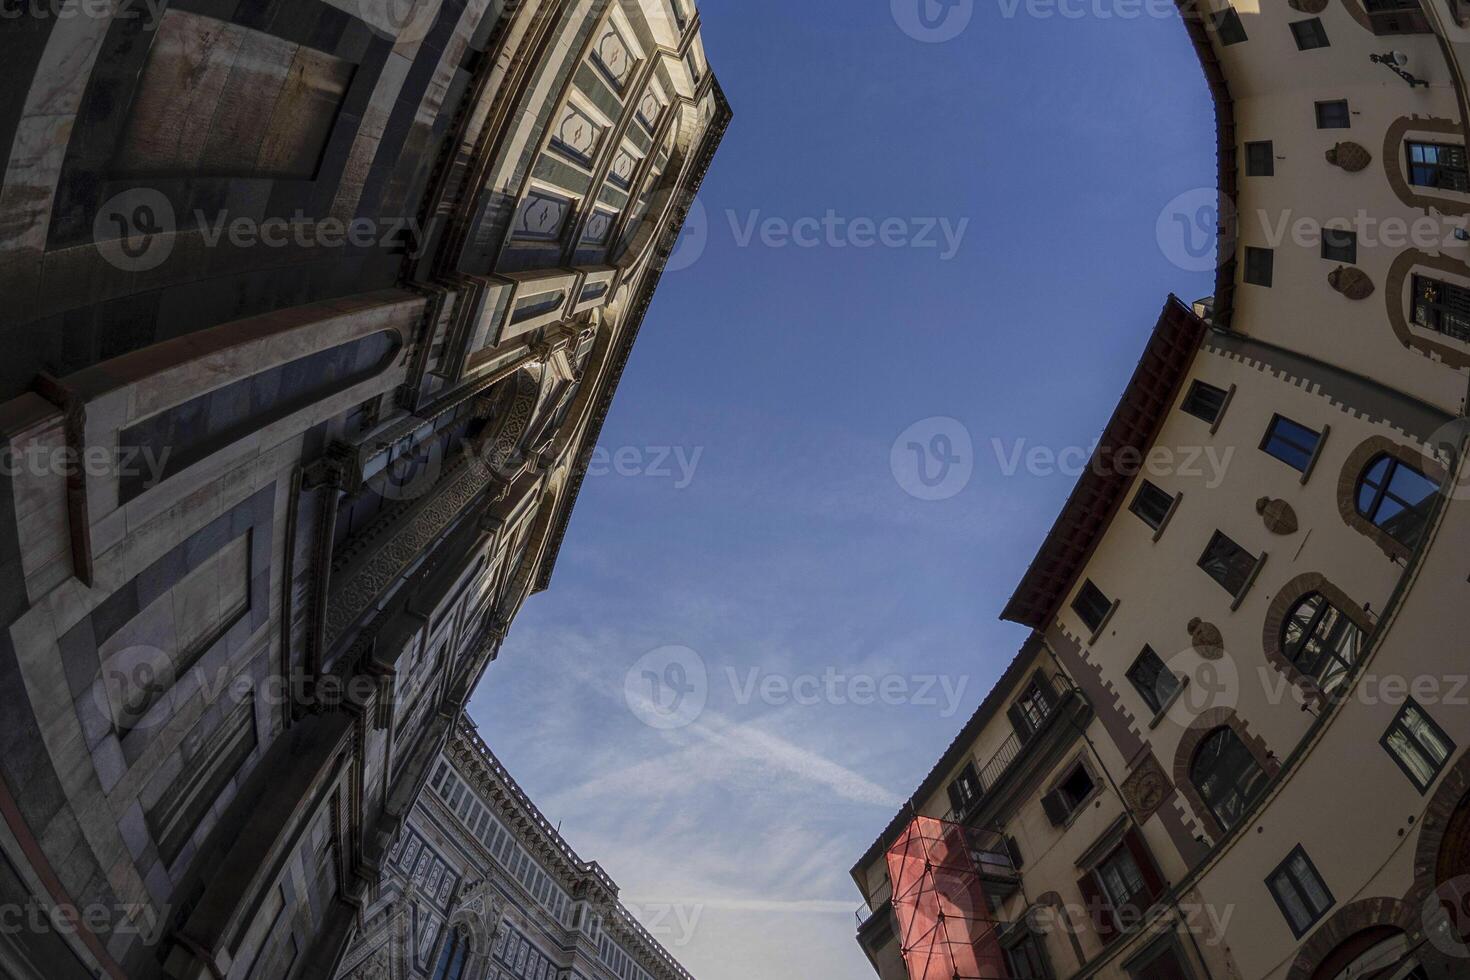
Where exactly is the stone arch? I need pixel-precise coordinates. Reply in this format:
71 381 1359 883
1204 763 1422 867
1172 708 1281 842
1261 572 1375 706
1408 751 1470 914
1382 116 1470 216
1384 250 1470 371
1284 898 1455 980
1336 435 1448 561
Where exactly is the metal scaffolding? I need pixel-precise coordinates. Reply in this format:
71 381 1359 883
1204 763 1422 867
886 814 1010 980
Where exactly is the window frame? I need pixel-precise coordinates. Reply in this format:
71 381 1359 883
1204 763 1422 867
1380 699 1455 793
1127 646 1182 716
1072 580 1115 635
1265 845 1335 939
1406 141 1470 191
1356 454 1440 550
1190 727 1269 833
1180 380 1230 425
1244 246 1275 287
1260 414 1323 474
1315 100 1352 130
1246 141 1275 177
947 761 983 816
1197 530 1260 598
1411 274 1470 343
1213 6 1248 44
1321 226 1358 263
1129 480 1178 533
1281 592 1363 693
1290 17 1330 50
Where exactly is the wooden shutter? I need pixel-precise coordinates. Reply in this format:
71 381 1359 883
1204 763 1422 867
1076 870 1118 944
1007 702 1033 743
1124 828 1167 901
1004 835 1024 870
1041 790 1068 826
947 779 966 815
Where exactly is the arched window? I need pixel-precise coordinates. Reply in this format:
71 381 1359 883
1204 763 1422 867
432 925 471 980
1356 454 1438 551
1282 593 1364 694
1190 728 1268 832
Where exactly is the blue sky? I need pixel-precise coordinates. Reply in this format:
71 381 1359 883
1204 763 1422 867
467 2 1216 977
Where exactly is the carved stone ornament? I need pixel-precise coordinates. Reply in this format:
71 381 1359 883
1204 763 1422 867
1329 265 1375 300
1121 754 1173 823
1325 141 1372 173
1188 618 1225 660
1256 496 1300 536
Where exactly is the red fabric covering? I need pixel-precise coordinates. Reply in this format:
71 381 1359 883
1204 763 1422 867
886 815 1009 979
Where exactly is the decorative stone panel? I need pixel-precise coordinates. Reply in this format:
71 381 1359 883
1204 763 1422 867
1260 573 1374 707
1171 708 1281 843
1325 141 1372 173
1256 497 1299 535
1187 618 1224 660
1329 265 1375 300
1121 753 1174 824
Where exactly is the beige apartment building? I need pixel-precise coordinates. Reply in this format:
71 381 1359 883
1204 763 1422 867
852 2 1470 978
0 2 726 978
336 717 699 980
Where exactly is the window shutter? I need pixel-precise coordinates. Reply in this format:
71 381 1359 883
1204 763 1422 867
1031 670 1056 710
1076 870 1118 943
1041 789 1068 826
1004 835 1024 870
1123 828 1167 902
947 780 966 815
1007 703 1033 743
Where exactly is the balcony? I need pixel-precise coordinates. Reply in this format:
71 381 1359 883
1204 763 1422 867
948 689 1081 828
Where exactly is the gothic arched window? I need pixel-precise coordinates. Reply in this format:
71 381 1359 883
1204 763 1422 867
1190 728 1268 832
1356 454 1438 551
432 925 471 980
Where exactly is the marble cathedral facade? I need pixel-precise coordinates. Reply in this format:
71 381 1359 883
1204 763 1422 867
0 1 727 978
335 718 698 980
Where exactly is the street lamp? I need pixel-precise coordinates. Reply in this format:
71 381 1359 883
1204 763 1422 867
1370 50 1429 88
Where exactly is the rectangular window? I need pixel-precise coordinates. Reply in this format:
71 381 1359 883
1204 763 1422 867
1267 846 1335 938
1244 246 1274 286
1322 227 1357 263
1198 531 1259 596
1407 141 1470 191
1412 275 1470 343
1130 480 1176 531
1213 7 1248 44
1004 935 1050 979
1042 759 1098 824
1246 141 1274 177
1261 415 1323 472
1316 100 1351 129
1015 679 1054 734
1382 700 1455 792
1128 938 1199 980
1097 846 1148 910
1181 380 1229 424
1072 580 1114 634
1128 647 1182 715
1364 0 1432 35
1290 18 1330 49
